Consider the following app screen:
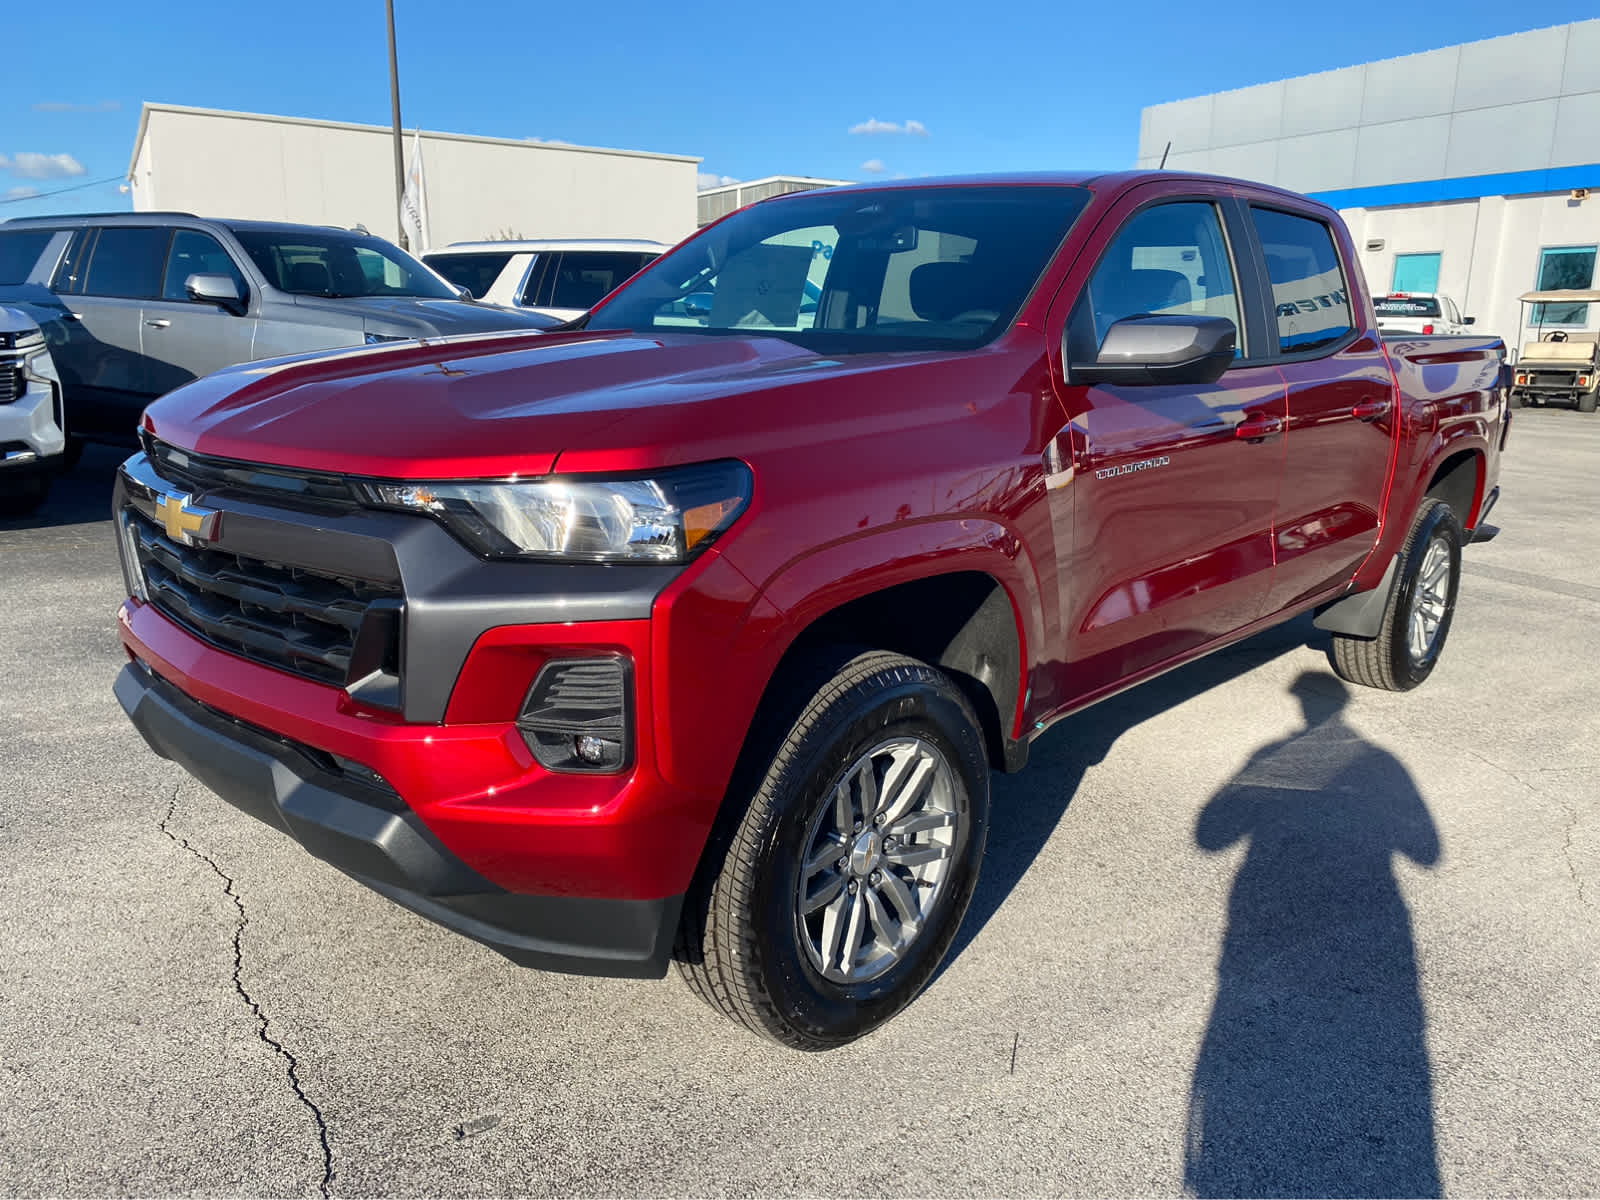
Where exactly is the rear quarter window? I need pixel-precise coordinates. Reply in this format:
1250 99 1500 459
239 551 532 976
1250 208 1354 355
0 230 56 285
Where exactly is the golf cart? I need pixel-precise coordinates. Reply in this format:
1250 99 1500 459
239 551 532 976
1509 289 1600 413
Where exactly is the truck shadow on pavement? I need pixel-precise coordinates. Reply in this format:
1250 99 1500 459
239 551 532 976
959 636 1442 1197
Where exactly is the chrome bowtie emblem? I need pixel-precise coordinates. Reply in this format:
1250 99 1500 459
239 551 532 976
155 491 220 546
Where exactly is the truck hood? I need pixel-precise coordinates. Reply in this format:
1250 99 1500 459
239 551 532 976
143 330 966 478
291 294 560 335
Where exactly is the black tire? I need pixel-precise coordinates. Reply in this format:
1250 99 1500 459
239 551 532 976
1329 498 1462 691
1579 393 1598 414
59 436 85 473
674 649 990 1050
0 475 50 518
1508 392 1523 410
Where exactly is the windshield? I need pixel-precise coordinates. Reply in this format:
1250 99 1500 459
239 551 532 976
586 185 1090 353
1375 296 1441 318
234 229 458 299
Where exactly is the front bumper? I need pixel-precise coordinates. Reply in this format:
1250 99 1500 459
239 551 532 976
0 376 66 469
117 659 682 977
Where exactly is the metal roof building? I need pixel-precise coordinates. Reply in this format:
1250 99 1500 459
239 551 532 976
1137 20 1600 347
696 176 854 227
127 104 702 251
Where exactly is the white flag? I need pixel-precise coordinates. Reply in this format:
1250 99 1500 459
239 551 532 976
400 129 429 253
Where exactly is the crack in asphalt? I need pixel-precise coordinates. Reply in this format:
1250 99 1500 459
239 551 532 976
159 788 336 1197
1563 807 1592 911
1462 749 1593 913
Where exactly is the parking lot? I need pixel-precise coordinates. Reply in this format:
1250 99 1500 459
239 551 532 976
0 411 1596 1197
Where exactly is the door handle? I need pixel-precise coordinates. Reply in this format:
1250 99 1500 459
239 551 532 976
1352 398 1390 421
1234 413 1284 442
145 319 171 329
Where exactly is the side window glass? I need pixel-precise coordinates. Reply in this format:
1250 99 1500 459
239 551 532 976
1074 201 1242 361
53 229 95 295
520 255 554 307
82 227 172 299
548 252 657 311
162 231 248 302
1250 208 1354 355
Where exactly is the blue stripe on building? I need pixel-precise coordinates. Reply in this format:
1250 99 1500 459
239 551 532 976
1309 164 1600 210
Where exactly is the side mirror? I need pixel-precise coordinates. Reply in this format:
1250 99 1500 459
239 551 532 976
683 292 714 319
1069 315 1237 387
185 273 245 315
1464 316 1476 325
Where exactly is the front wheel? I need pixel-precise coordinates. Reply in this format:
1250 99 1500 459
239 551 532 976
675 650 990 1049
1329 498 1462 691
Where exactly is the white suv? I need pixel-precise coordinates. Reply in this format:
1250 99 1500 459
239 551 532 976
0 306 65 515
423 240 666 321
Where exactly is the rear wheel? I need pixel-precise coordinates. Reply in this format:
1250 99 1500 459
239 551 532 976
1579 393 1597 414
674 650 990 1050
1330 498 1462 691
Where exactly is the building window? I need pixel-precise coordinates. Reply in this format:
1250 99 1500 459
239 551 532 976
1392 253 1441 295
1532 246 1596 326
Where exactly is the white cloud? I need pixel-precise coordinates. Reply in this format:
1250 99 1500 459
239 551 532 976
848 118 930 136
5 152 87 180
5 186 42 200
861 159 886 174
697 172 738 191
32 101 121 113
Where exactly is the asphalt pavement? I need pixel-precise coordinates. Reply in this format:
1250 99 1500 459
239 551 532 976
1 414 1596 1197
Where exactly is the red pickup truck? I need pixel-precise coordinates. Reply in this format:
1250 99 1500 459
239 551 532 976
113 172 1508 1049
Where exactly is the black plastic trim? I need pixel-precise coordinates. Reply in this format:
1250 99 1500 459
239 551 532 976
1312 556 1399 639
115 662 680 977
115 457 682 722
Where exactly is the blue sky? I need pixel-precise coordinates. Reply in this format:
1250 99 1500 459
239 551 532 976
3 0 1595 218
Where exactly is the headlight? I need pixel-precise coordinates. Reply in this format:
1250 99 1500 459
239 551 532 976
358 460 752 562
364 331 412 345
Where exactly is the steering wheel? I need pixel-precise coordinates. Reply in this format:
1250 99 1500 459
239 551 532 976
950 309 1001 325
1546 330 1568 342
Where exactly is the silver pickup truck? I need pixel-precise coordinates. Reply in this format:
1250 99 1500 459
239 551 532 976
0 305 65 515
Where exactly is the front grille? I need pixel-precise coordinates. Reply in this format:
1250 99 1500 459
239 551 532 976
142 434 362 511
126 508 402 688
0 362 20 404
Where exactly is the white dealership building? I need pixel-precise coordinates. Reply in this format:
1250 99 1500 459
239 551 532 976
127 103 702 251
1138 19 1600 348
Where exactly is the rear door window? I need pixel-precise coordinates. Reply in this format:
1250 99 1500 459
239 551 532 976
547 252 656 310
82 227 173 299
425 251 513 298
1250 208 1354 355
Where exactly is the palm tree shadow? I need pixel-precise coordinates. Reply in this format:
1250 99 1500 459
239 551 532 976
1184 672 1441 1198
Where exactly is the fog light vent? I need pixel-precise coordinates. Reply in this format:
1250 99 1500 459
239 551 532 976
517 657 632 773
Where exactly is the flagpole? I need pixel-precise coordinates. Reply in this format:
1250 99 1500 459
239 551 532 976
386 0 407 248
